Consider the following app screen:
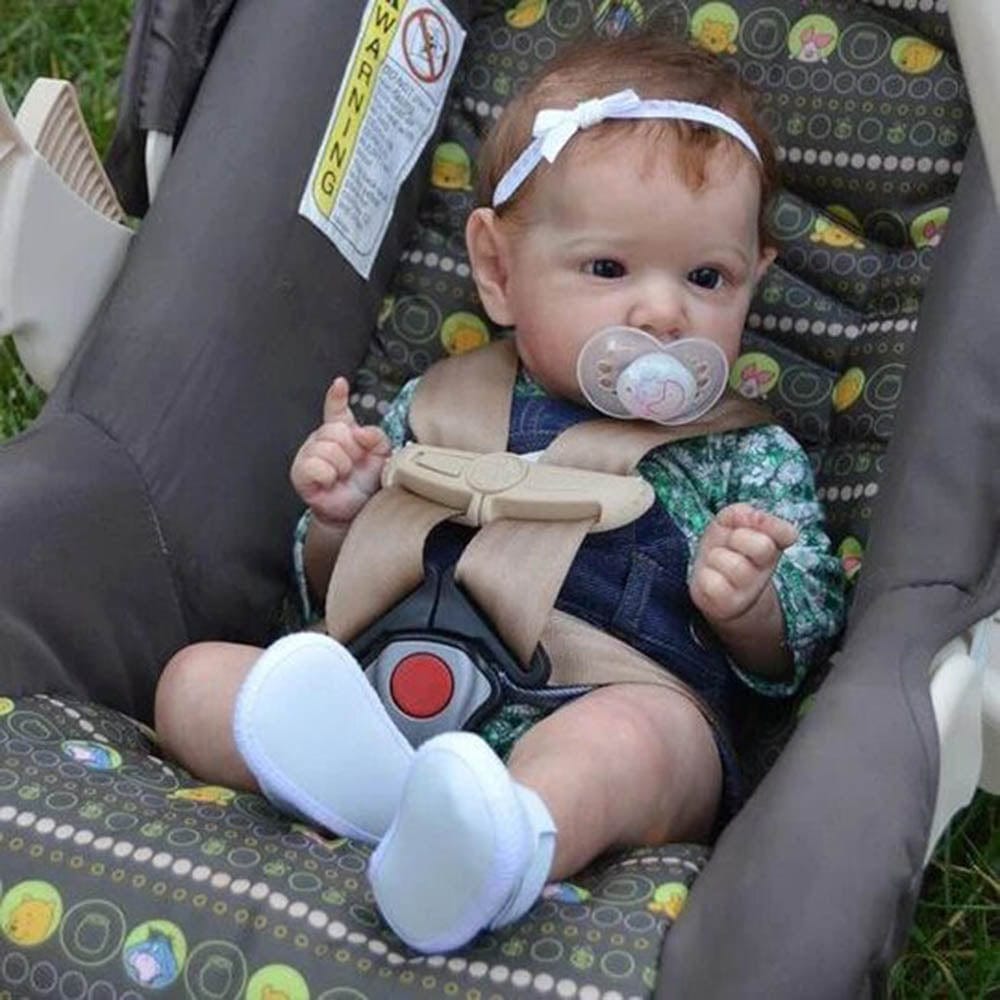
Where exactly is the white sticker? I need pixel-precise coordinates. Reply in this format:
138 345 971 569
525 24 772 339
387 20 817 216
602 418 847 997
299 0 466 278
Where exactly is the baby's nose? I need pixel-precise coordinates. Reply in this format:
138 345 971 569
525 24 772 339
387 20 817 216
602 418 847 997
628 285 686 339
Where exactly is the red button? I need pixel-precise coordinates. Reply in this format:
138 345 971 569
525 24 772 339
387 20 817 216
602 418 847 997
390 653 454 719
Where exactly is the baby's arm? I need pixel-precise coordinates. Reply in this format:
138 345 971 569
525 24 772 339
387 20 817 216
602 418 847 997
689 502 799 679
291 377 391 599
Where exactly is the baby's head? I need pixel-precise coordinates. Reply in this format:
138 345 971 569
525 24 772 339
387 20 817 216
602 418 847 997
466 33 779 404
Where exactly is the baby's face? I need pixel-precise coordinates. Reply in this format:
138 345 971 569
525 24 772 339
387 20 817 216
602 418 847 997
477 136 772 403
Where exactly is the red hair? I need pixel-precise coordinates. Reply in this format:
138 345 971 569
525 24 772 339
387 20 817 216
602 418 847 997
476 33 778 246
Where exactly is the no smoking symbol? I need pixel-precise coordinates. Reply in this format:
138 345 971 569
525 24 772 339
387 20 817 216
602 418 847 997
403 8 450 83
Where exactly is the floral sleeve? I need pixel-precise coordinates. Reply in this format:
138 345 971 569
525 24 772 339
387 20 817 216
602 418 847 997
719 425 846 696
379 376 421 449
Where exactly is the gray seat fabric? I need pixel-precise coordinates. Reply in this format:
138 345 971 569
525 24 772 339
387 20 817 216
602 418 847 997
663 133 997 999
0 692 703 996
0 0 477 721
105 0 238 216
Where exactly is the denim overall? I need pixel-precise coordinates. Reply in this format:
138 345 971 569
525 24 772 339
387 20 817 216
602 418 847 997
422 391 746 813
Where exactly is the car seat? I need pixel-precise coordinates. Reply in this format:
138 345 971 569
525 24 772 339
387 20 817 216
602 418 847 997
0 1 996 996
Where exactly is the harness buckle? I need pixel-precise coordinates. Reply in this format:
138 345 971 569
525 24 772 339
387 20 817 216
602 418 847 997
349 565 551 748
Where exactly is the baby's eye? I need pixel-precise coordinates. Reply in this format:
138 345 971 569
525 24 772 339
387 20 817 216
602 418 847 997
687 266 725 290
585 259 626 279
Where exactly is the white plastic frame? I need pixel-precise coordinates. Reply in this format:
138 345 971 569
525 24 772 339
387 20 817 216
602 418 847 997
949 0 1000 206
0 82 173 393
926 612 999 862
0 81 132 391
144 129 173 204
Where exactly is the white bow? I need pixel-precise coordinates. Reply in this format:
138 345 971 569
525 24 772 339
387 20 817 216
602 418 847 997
532 89 642 163
491 90 761 208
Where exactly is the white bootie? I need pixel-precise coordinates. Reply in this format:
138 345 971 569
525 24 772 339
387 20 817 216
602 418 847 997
368 731 556 953
233 632 414 843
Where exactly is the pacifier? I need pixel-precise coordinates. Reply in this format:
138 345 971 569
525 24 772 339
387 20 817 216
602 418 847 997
576 326 730 425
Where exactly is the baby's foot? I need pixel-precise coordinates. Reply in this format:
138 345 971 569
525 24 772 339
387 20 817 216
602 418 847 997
368 731 556 953
233 632 414 843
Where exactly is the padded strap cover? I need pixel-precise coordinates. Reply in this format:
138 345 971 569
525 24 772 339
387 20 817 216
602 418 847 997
543 393 771 472
409 338 518 451
455 517 596 665
326 487 457 643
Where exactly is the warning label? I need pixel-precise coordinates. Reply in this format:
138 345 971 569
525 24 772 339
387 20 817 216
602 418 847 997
299 0 465 278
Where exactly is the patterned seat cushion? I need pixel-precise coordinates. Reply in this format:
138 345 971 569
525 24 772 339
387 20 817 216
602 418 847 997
0 694 705 995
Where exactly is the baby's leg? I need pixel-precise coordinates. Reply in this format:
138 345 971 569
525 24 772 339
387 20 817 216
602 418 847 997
155 641 262 790
508 682 722 878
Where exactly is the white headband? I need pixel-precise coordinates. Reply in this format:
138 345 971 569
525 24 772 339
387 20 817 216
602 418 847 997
492 88 762 208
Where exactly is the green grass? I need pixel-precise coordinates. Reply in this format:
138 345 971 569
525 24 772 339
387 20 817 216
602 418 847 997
0 0 131 152
0 2 997 994
890 794 999 999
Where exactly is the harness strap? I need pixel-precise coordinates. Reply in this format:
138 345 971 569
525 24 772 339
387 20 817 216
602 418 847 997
409 338 517 452
542 609 712 712
325 487 457 642
440 344 771 669
454 517 596 666
541 393 772 472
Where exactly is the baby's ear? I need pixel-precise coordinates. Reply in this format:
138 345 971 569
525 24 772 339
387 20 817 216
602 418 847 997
755 245 778 285
466 208 516 326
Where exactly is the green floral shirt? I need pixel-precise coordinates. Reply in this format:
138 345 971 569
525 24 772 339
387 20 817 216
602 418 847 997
379 372 846 697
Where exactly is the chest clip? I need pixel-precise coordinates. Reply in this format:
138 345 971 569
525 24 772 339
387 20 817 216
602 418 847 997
383 443 654 533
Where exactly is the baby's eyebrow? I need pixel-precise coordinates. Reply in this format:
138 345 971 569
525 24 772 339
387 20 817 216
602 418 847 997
560 233 629 252
698 244 752 269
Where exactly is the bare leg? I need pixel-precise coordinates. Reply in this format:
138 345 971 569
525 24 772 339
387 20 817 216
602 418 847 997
155 641 263 790
507 683 722 879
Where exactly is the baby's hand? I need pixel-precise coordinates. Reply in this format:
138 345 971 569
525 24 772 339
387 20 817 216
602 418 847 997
690 503 798 625
290 377 391 525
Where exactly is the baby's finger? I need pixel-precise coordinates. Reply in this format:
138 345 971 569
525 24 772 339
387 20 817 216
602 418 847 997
691 565 738 611
704 545 760 591
353 424 392 456
765 515 800 550
297 454 337 491
715 503 798 549
312 421 367 460
712 502 758 531
322 376 355 426
305 439 356 480
726 527 781 569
